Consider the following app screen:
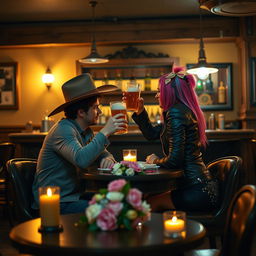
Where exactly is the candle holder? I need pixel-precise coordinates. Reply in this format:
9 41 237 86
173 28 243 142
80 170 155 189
163 211 186 238
123 149 137 162
38 186 63 233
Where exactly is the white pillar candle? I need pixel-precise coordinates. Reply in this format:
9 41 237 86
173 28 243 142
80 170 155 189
39 186 60 227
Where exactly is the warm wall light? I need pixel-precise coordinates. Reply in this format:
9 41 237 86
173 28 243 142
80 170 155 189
42 67 54 90
187 7 218 80
79 0 108 64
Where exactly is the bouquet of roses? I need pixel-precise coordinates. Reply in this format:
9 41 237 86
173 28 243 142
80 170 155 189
110 161 144 176
77 179 151 231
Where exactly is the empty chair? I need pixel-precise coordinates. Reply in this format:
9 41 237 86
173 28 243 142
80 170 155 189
188 156 242 248
186 184 256 256
7 158 39 226
0 142 15 215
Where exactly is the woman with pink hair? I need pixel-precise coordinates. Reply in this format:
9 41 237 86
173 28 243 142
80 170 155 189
131 67 219 212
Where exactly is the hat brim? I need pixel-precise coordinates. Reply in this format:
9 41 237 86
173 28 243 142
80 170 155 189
48 84 119 117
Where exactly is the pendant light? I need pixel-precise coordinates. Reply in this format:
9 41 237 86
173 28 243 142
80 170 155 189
79 0 108 64
187 7 218 80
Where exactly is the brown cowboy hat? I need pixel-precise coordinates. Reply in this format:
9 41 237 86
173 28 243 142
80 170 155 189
48 73 119 116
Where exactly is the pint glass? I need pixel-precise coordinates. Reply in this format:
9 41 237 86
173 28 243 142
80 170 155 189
123 83 140 111
110 101 128 134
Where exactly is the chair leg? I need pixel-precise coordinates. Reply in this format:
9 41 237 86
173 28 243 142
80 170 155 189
208 235 217 248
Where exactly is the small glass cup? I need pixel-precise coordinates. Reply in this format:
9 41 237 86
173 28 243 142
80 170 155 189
123 82 141 112
123 149 137 162
38 186 62 232
163 211 186 238
110 101 128 135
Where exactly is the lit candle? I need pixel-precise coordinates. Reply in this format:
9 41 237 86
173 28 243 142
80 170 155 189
164 216 185 233
123 152 137 162
39 187 60 227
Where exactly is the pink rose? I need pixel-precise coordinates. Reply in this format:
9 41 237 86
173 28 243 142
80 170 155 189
126 188 142 209
106 202 123 215
96 208 117 231
108 179 126 192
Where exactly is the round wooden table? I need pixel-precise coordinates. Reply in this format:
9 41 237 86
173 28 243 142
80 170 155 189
81 168 184 195
10 213 206 256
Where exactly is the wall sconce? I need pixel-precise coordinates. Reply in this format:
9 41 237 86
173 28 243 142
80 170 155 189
42 67 54 90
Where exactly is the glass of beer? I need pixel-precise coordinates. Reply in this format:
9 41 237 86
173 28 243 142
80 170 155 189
123 82 141 111
110 101 128 135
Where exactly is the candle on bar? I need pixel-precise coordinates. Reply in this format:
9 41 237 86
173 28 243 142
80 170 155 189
163 211 186 238
123 149 137 162
39 186 60 227
164 216 185 232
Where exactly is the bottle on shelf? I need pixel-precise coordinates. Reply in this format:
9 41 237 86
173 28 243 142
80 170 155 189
195 79 204 95
218 81 226 104
208 113 216 130
99 109 106 125
129 74 137 85
102 72 109 85
155 108 161 124
144 71 151 91
115 71 123 90
205 74 214 95
149 108 156 123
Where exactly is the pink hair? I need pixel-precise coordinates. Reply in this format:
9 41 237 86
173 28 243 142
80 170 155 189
159 66 207 147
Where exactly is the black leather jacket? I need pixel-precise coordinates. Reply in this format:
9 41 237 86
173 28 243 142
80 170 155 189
132 103 211 188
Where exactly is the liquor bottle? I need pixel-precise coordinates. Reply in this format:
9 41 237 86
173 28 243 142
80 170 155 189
102 72 109 85
208 113 216 130
218 81 226 104
155 109 161 124
205 74 214 95
115 71 123 90
144 72 151 91
149 108 156 123
195 79 204 95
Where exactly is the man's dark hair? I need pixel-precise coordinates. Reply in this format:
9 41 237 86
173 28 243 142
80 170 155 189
64 96 98 119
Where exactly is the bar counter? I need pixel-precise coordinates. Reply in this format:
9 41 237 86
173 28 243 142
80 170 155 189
8 129 256 185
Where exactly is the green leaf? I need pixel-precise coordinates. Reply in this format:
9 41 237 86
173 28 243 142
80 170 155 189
123 217 132 230
88 222 99 231
79 215 88 224
122 183 131 195
99 188 108 195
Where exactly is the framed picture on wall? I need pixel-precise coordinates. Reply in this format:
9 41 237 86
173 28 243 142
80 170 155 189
0 62 19 110
186 63 233 110
250 57 256 106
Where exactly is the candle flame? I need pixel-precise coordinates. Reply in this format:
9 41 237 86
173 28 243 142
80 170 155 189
47 188 52 197
172 216 177 222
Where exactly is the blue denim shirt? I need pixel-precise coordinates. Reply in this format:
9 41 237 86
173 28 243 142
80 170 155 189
32 118 113 208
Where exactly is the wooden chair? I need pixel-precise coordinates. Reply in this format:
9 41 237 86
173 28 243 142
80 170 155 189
187 156 242 248
186 184 256 256
6 158 39 226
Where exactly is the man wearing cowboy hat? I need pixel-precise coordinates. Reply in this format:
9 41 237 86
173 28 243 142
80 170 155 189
32 73 127 214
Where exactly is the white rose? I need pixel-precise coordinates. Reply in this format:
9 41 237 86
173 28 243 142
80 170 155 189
112 168 123 176
141 201 151 213
125 168 135 176
112 163 121 171
106 191 124 202
85 204 102 223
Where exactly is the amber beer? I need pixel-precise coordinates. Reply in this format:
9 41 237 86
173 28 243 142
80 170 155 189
110 102 128 134
124 84 140 111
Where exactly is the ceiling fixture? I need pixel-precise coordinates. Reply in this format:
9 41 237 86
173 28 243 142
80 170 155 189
187 7 218 80
79 0 108 64
199 0 256 16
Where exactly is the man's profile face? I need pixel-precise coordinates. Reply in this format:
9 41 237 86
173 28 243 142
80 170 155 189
84 98 102 125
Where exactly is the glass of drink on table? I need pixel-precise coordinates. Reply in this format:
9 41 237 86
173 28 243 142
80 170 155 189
123 82 140 111
110 101 128 134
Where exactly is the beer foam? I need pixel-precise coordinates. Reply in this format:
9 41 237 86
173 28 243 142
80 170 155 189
127 86 139 92
111 102 126 110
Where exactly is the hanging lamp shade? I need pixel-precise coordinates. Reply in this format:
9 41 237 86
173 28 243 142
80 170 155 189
187 8 218 80
78 0 108 64
187 37 218 80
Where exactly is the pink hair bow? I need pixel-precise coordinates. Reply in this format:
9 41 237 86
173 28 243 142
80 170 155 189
164 71 187 85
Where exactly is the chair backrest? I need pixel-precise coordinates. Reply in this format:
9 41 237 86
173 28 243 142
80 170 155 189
7 158 38 224
0 142 15 175
221 185 256 256
207 156 242 222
